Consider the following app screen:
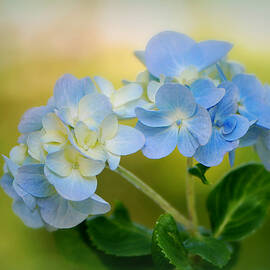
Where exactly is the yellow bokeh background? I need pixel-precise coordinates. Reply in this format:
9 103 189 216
0 0 270 269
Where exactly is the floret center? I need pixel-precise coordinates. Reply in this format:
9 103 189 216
72 162 80 170
176 120 182 126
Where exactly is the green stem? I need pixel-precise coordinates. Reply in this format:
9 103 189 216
186 158 198 234
114 165 192 229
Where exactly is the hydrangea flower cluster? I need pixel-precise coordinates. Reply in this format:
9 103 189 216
1 74 145 229
2 30 270 230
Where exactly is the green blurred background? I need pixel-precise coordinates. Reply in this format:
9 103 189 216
0 0 270 269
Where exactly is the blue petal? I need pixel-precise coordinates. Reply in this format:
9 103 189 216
136 122 178 159
44 166 97 201
155 84 196 118
107 152 121 170
134 50 146 65
261 129 270 150
105 125 145 156
190 79 225 109
37 194 87 229
145 31 195 77
2 155 19 177
263 84 270 105
71 194 111 215
241 98 270 129
255 137 270 171
135 107 173 127
232 74 270 128
229 150 235 167
184 106 212 145
0 173 20 200
194 129 238 167
177 126 199 157
78 92 113 129
18 134 28 144
54 74 95 110
15 164 55 198
13 182 37 211
186 40 233 71
239 125 260 147
18 105 54 134
13 199 44 228
214 81 238 120
222 117 237 134
232 74 265 101
222 115 250 141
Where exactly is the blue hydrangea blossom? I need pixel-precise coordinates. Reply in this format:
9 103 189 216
3 31 270 233
1 146 110 229
239 84 270 170
1 73 146 229
136 83 212 158
194 82 250 166
144 31 233 83
232 74 270 129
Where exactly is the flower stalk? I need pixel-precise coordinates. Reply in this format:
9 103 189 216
186 157 199 234
114 165 192 229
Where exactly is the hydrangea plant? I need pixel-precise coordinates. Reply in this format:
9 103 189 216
2 31 270 269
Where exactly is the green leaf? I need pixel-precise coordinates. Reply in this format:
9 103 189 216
54 227 155 270
152 228 174 270
152 214 192 270
190 242 240 270
222 242 240 270
183 237 232 268
87 201 152 257
111 201 132 225
188 163 210 185
207 163 270 241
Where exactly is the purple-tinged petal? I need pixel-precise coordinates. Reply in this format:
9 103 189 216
71 194 111 215
18 105 53 134
37 194 87 229
13 182 36 211
15 164 54 198
2 155 19 177
13 199 44 228
54 74 94 110
0 173 20 200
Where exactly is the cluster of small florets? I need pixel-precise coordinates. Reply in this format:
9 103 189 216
2 31 270 229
